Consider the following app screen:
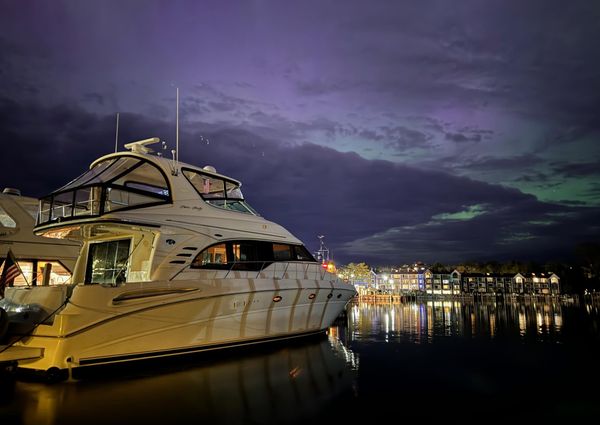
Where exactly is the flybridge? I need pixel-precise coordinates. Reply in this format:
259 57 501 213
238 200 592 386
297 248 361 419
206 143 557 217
36 153 172 228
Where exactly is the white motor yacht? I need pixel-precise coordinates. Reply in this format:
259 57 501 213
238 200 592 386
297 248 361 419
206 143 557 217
0 138 356 379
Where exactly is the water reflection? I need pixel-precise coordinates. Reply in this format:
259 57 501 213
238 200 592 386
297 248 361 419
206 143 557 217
1 335 357 425
2 298 599 424
348 298 595 344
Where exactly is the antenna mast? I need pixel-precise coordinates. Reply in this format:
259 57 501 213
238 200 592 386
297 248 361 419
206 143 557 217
114 112 120 153
316 235 330 263
176 87 179 167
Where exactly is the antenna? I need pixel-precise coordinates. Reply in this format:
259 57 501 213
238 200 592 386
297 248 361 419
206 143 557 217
114 112 120 153
174 87 180 175
316 235 330 263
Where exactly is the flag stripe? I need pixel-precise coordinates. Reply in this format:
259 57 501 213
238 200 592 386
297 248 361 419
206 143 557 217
1 249 24 297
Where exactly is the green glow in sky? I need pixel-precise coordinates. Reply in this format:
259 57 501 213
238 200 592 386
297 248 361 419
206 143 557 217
432 204 488 221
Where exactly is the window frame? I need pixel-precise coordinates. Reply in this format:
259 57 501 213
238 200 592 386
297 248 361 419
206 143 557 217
84 238 132 284
181 167 258 215
37 155 172 226
0 205 17 228
190 240 317 270
0 258 72 286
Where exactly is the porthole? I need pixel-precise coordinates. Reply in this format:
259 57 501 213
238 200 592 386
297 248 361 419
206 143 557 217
273 295 282 303
327 293 333 299
308 293 316 300
337 293 342 299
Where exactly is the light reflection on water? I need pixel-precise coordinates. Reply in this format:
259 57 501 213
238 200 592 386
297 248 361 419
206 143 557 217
347 299 584 344
1 298 599 424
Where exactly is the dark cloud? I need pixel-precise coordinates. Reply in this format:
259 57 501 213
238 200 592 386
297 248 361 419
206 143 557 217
456 155 542 172
2 98 598 265
83 93 105 106
382 126 432 150
1 1 600 266
552 161 600 178
445 132 482 143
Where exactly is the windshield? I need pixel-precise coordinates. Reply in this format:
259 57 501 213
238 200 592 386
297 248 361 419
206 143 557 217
182 169 258 215
38 156 171 226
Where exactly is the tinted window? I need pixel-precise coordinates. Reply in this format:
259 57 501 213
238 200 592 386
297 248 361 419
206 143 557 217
182 169 258 215
273 244 292 261
232 242 258 262
192 243 228 268
191 241 316 270
293 245 315 261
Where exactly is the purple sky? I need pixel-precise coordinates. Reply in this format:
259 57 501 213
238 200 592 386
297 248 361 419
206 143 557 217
1 0 599 265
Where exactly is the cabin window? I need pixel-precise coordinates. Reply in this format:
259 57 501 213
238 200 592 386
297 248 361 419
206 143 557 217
182 169 258 215
192 243 228 268
85 239 131 284
232 242 258 263
190 241 316 270
0 206 16 228
0 259 71 286
35 261 71 285
273 244 292 261
293 245 314 261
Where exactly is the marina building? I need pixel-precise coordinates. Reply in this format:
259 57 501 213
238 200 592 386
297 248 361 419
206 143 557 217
362 267 561 296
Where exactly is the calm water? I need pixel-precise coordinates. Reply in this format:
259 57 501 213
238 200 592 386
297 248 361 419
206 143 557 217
1 298 599 424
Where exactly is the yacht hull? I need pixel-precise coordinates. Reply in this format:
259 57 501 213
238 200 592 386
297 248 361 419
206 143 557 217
2 278 355 375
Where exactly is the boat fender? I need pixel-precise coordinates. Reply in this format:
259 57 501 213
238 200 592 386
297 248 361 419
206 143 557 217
0 307 8 342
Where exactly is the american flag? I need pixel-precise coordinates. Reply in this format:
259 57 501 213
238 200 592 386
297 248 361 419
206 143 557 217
0 249 22 297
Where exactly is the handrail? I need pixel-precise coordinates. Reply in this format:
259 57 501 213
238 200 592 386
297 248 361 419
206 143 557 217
175 260 348 284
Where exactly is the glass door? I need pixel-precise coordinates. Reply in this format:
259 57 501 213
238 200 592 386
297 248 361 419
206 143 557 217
85 239 131 284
